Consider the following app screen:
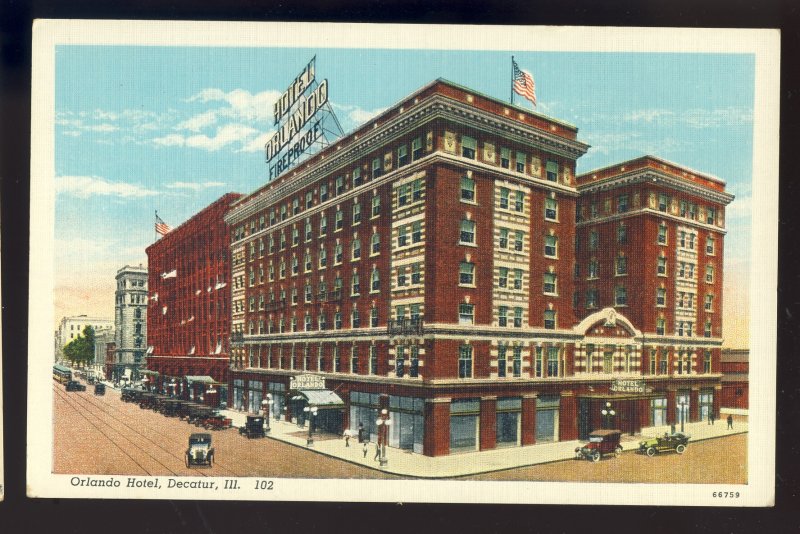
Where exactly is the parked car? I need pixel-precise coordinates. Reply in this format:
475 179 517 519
575 429 623 462
202 414 233 431
94 383 106 396
639 432 691 456
239 415 266 439
65 380 86 392
185 433 214 467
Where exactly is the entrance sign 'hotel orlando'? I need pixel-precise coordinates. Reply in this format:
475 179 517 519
28 21 778 507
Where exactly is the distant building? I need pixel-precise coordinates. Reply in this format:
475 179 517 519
93 326 115 378
55 315 114 361
145 193 242 405
720 348 748 410
113 264 148 381
104 342 117 381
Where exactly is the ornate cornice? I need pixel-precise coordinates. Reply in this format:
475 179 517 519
577 169 735 206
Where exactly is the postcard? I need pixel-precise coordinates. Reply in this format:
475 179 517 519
29 20 778 505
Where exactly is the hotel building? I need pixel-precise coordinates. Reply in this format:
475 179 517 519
224 79 734 456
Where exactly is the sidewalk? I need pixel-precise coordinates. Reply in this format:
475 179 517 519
220 408 748 478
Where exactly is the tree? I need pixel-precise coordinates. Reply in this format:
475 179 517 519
63 326 95 368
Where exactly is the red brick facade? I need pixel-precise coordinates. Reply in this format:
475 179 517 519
225 80 733 456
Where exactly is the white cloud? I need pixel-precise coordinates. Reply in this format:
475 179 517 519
165 181 226 191
623 109 675 123
152 134 186 147
186 88 281 123
175 111 218 132
85 123 118 133
331 102 389 126
185 124 258 151
239 131 273 153
725 194 751 220
620 107 753 128
55 175 159 199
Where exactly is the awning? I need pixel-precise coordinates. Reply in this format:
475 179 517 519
139 369 159 376
185 375 215 384
292 389 345 409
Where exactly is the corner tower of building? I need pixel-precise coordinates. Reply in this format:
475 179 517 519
113 264 148 381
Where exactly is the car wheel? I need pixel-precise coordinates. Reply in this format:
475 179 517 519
575 451 583 460
592 451 601 462
646 447 656 457
185 454 190 468
676 444 686 454
209 453 214 467
614 446 623 457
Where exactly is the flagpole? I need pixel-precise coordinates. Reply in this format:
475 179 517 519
510 56 515 105
154 210 158 244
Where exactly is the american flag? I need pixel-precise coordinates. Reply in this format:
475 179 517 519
512 59 536 107
155 213 172 236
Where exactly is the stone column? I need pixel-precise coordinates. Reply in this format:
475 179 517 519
521 393 537 445
559 391 577 441
479 396 497 451
666 386 677 426
424 398 451 457
690 387 700 422
713 384 722 420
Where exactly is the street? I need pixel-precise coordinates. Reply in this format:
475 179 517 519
54 381 746 483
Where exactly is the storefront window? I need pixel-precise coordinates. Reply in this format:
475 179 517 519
651 397 667 426
268 382 286 419
233 379 244 411
676 391 691 425
248 380 263 414
496 397 521 446
450 399 480 451
699 389 714 421
349 391 380 442
535 395 560 443
388 396 424 453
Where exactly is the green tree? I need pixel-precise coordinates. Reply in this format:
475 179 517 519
63 326 95 368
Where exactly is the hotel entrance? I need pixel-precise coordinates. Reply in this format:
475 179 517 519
577 393 654 440
286 374 345 436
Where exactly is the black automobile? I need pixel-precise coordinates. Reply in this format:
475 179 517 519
185 433 214 467
66 380 86 392
239 415 266 439
94 383 106 396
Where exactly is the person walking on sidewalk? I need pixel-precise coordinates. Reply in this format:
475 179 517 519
727 414 734 429
374 441 381 461
708 412 715 425
343 428 352 447
362 440 369 458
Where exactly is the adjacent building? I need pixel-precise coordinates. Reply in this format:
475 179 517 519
221 79 733 456
720 348 748 410
54 315 114 361
112 265 148 381
93 326 115 379
145 193 243 405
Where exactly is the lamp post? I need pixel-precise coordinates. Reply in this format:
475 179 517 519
304 405 318 446
141 376 150 392
375 409 392 466
601 402 616 430
678 399 688 433
170 377 177 398
262 394 274 433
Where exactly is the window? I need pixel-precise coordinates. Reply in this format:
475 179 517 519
658 224 668 245
397 145 408 167
411 263 422 285
586 289 598 309
617 224 627 244
544 310 556 329
706 265 714 283
499 188 509 209
547 347 559 377
589 230 598 251
397 266 407 287
658 193 669 212
334 345 341 372
514 231 524 252
516 151 526 173
706 207 716 225
544 235 558 257
319 215 328 235
281 205 287 220
318 313 327 330
514 191 524 213
590 202 598 219
535 347 543 377
291 256 299 275
372 157 382 178
656 318 665 335
335 312 343 330
269 235 275 253
679 231 686 248
617 194 629 213
398 184 411 206
395 346 406 377
461 175 475 201
335 209 343 230
513 307 523 328
351 273 360 295
371 268 380 291
292 227 299 246
319 247 327 268
543 273 557 295
353 167 363 187
498 267 508 288
497 344 507 377
304 220 312 242
656 287 666 306
498 306 508 327
352 308 361 328
459 303 475 325
500 148 510 168
704 320 712 339
545 198 558 220
395 305 406 320
371 195 380 217
616 255 628 275
318 281 327 301
412 221 422 243
412 136 423 160
352 202 361 224
412 179 423 201
458 345 473 378
370 233 380 255
615 286 627 306
705 294 714 312
352 239 361 260
588 260 599 279
657 256 667 276
459 261 475 285
398 226 408 247
304 253 312 272
304 283 312 303
305 313 312 331
512 346 522 377
370 345 378 374
320 183 328 202
292 198 300 215
706 237 715 255
499 228 508 248
335 176 345 195
460 219 476 244
513 269 523 290
305 191 313 209
546 160 558 182
461 136 476 159
334 244 343 264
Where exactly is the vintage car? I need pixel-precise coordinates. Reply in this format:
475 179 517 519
575 429 623 462
185 433 214 467
187 405 215 426
65 380 86 392
94 383 106 396
639 432 691 456
160 399 184 417
201 414 233 431
239 415 266 439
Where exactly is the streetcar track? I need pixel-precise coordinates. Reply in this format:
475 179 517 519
53 384 160 476
55 383 239 477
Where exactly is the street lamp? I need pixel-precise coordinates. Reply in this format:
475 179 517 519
262 394 274 433
601 402 616 429
142 376 150 392
170 378 177 398
678 399 688 433
375 409 392 466
304 405 318 446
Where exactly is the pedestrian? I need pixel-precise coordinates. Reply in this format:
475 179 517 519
357 422 365 444
710 413 715 425
727 415 733 429
362 441 369 458
344 428 352 447
374 441 381 461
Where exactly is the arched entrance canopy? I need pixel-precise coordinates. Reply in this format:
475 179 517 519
573 307 642 338
290 388 345 409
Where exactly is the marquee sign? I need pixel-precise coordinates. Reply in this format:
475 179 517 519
264 57 331 180
289 373 327 391
609 379 647 394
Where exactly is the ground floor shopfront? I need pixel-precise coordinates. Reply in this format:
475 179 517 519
144 355 230 407
228 367 722 457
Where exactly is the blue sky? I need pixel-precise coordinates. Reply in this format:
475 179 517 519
54 46 754 345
